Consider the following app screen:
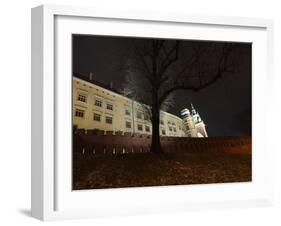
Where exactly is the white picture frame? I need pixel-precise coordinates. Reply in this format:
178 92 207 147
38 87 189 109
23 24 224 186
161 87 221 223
31 4 274 221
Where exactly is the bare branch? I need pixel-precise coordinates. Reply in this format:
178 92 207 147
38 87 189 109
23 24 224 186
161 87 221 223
158 41 180 77
158 43 233 105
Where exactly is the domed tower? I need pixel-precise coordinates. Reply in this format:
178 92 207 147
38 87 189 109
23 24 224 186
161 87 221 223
190 103 208 137
180 108 197 137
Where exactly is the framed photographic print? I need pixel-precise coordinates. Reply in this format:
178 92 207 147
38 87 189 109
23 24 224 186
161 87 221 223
31 4 274 221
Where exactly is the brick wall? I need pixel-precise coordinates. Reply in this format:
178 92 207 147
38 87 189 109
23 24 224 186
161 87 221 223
73 129 251 156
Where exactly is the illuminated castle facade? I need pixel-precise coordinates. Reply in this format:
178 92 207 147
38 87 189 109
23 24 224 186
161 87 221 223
73 75 208 138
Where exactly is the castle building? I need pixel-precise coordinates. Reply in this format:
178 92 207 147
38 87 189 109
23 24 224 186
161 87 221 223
73 75 208 138
180 104 208 137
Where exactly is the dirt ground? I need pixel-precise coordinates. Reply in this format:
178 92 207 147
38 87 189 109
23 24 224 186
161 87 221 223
73 152 251 190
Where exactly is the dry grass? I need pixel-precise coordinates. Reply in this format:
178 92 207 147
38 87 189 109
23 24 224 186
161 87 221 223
73 152 251 190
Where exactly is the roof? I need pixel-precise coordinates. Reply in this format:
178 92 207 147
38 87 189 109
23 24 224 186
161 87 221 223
74 74 122 95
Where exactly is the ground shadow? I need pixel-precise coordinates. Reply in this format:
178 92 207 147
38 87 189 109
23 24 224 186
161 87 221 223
18 209 31 218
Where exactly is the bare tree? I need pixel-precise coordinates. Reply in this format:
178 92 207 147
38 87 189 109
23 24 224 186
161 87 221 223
122 59 175 123
122 39 234 153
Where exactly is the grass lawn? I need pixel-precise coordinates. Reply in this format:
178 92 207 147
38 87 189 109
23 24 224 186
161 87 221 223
73 152 251 190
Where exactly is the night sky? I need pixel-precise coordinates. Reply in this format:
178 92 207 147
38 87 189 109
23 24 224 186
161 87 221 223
72 35 252 137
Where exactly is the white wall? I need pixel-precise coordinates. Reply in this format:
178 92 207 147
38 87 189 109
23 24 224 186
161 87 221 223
0 0 280 225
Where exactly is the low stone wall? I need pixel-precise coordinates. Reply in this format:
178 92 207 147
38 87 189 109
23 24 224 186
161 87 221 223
73 129 251 156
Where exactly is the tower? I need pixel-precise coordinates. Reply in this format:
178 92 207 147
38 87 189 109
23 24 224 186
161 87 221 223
180 103 208 137
180 108 197 137
190 103 208 137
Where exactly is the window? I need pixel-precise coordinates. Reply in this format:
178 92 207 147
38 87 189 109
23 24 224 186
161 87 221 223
145 125 150 132
105 116 113 124
173 127 177 132
137 124 143 131
144 114 149 121
162 130 166 135
169 127 172 131
106 103 113 111
95 99 102 107
125 109 131 116
160 120 164 125
75 109 84 118
125 121 131 129
179 126 181 130
137 112 142 119
172 122 175 126
168 121 171 125
93 113 101 121
77 94 87 102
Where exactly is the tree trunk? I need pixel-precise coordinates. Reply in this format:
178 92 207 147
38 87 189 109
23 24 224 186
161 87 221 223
150 98 162 153
150 44 162 154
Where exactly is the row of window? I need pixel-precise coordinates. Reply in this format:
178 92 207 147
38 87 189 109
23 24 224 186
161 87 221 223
127 123 174 134
78 94 181 128
167 121 176 126
76 109 180 133
76 109 180 135
135 112 150 121
137 124 150 132
135 113 180 130
125 122 174 135
125 121 151 132
169 126 177 132
75 109 113 124
77 94 114 111
167 121 182 130
136 125 177 134
93 113 113 124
